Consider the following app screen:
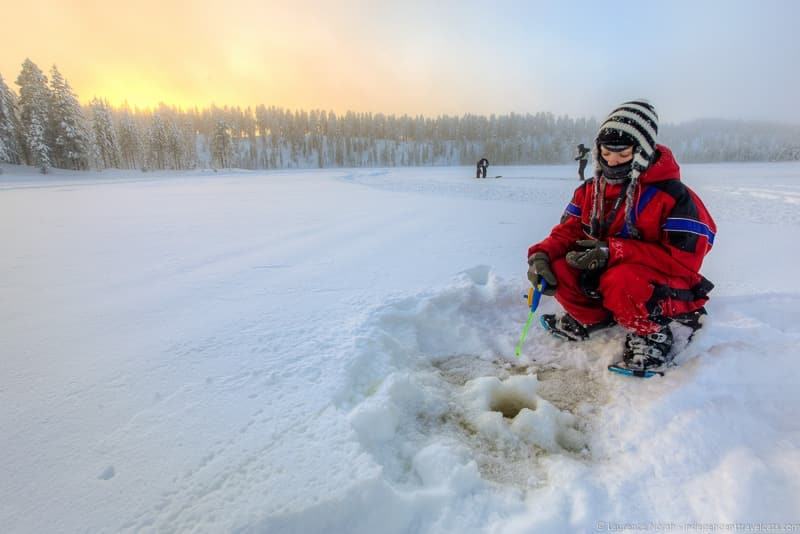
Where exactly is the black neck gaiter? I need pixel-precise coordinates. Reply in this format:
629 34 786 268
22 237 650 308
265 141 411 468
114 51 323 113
598 156 632 183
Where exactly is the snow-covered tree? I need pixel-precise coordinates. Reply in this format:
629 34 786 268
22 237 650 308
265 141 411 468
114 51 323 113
0 73 22 164
48 65 90 170
165 117 184 170
116 106 141 169
15 59 52 172
89 97 119 169
147 113 168 170
211 120 232 168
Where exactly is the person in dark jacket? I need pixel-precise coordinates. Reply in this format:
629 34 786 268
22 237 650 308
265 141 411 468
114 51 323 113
527 100 716 371
575 143 591 180
476 157 489 178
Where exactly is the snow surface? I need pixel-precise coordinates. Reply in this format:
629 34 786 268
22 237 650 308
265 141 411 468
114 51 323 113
1 162 799 533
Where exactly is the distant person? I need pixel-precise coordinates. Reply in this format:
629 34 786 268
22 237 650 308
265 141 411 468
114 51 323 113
476 157 489 178
526 100 716 373
575 143 591 180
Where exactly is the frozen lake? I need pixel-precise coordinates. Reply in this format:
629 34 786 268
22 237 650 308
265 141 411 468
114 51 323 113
1 162 799 532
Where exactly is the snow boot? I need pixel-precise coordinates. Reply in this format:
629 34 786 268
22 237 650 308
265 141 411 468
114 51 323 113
622 325 674 371
540 313 615 341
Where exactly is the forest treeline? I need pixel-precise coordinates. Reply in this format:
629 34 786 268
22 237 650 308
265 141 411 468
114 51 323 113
1 59 798 173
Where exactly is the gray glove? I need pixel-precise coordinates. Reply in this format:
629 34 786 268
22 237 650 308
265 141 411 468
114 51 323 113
527 252 557 296
566 240 609 271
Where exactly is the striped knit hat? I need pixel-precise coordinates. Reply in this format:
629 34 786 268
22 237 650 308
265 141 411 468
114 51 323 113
590 100 660 238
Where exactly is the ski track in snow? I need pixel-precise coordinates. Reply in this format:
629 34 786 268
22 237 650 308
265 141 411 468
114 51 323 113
1 162 799 532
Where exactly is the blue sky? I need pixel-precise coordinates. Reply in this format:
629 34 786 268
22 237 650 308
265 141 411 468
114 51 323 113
369 0 800 122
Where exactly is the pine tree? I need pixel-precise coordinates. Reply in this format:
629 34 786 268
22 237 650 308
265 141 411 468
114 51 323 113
0 73 22 164
89 97 120 169
165 117 183 170
48 65 90 170
116 105 140 169
147 113 168 170
15 59 52 172
211 120 232 168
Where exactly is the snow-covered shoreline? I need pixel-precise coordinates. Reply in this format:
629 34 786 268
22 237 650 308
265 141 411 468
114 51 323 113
1 162 799 532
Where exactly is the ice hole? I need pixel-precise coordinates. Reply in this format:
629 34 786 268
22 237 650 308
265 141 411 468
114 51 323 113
489 389 537 419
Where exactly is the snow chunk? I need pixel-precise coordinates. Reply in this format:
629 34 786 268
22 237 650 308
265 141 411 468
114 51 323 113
411 442 481 491
97 465 115 480
348 399 400 444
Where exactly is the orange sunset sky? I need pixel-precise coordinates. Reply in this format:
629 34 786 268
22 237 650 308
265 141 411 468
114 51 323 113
3 0 799 122
5 1 515 115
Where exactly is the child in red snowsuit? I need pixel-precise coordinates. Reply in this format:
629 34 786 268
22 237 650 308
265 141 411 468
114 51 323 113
527 100 716 371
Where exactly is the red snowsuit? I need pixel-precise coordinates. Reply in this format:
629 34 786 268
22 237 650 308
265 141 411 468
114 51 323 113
528 145 716 335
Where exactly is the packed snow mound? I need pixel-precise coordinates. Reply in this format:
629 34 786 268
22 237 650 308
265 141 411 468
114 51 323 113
323 268 800 533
